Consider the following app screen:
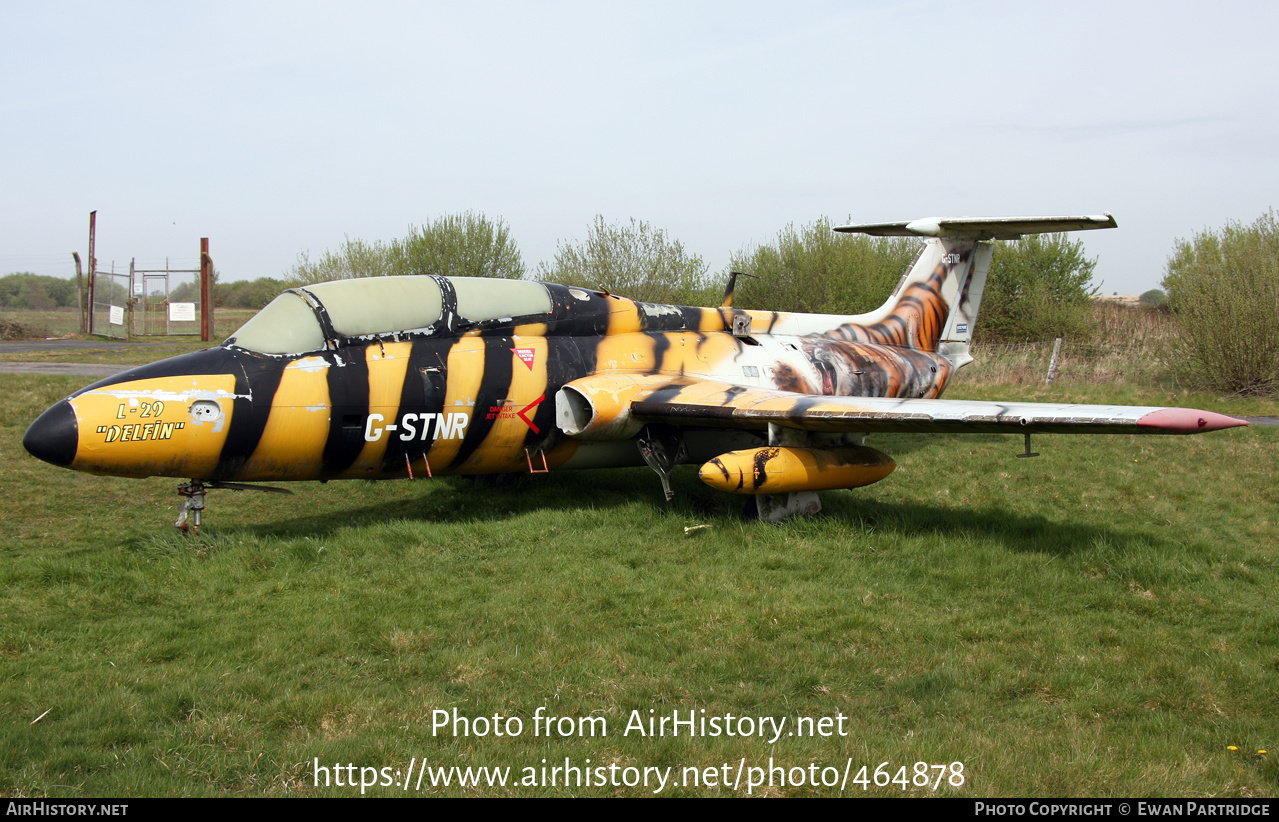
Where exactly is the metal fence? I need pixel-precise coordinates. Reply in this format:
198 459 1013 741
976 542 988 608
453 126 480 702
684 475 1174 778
130 260 202 337
962 340 1172 386
87 260 203 339
89 270 130 339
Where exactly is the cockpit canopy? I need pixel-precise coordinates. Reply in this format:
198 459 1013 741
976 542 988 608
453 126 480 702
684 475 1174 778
227 276 553 355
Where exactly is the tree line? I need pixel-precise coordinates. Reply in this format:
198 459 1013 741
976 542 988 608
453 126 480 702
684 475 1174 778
0 273 79 309
0 213 1107 333
6 209 1273 394
273 210 1107 343
265 207 1279 395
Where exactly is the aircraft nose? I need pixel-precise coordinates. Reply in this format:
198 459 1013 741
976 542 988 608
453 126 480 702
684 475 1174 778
23 400 79 468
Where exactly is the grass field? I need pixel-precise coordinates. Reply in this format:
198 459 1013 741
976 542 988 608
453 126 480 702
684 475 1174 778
0 307 258 342
1 349 1277 797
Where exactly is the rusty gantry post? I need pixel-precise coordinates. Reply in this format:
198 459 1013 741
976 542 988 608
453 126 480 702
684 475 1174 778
200 238 212 342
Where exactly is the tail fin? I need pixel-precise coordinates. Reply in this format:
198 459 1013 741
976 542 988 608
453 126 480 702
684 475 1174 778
831 213 1116 365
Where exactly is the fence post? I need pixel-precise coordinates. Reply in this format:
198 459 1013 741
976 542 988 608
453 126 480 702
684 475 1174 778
200 238 212 342
87 211 97 336
72 252 85 334
1045 338 1063 384
128 259 136 341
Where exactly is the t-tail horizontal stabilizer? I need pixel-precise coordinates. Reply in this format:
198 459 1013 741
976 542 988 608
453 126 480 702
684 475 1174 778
835 213 1117 240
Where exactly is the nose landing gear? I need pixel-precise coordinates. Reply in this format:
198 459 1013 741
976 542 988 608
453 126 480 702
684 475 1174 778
175 480 294 535
175 481 207 534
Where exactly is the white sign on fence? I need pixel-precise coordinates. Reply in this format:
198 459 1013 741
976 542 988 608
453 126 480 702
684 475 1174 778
169 302 196 322
108 305 124 325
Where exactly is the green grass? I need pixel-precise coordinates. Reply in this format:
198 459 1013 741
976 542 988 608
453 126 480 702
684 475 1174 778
2 371 1277 797
0 341 216 366
0 307 257 344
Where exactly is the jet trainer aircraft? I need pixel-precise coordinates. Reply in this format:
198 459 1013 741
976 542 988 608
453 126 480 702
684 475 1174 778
24 214 1246 530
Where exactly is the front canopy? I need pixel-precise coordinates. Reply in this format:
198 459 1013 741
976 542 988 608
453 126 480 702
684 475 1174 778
227 276 553 355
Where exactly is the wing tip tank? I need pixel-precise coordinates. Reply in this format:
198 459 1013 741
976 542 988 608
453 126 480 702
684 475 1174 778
1136 408 1250 433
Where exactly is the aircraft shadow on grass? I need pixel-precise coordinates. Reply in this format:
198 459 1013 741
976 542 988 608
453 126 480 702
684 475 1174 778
183 467 1182 561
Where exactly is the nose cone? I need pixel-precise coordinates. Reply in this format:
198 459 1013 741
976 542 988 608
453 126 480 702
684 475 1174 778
24 400 78 468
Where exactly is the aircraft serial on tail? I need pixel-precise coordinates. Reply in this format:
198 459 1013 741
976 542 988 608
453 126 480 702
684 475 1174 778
24 213 1247 530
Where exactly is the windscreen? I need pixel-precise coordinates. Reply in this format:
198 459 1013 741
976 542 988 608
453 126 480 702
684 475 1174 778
228 292 327 355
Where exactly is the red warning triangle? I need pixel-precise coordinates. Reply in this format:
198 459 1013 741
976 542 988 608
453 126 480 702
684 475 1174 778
512 348 535 370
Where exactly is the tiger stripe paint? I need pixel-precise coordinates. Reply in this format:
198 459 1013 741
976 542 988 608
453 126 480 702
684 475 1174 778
700 445 896 494
41 277 952 484
456 336 549 473
239 356 331 481
67 374 240 478
429 336 487 471
24 214 1247 526
341 342 414 478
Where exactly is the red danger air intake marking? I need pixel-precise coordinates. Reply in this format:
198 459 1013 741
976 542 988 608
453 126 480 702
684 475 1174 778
512 348 536 370
484 396 545 433
517 394 544 433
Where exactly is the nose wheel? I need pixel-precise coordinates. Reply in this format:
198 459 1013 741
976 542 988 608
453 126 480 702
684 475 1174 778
175 480 293 534
175 481 207 534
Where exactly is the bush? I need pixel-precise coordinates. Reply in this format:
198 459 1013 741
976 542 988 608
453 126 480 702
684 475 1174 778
1162 212 1279 395
977 233 1098 342
537 216 711 305
1139 288 1168 310
289 237 396 285
214 278 290 309
728 219 916 315
0 273 77 309
287 212 523 286
725 223 1099 341
391 212 524 280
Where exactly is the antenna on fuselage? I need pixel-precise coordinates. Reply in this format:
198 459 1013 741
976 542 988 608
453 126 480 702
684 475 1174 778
721 270 758 308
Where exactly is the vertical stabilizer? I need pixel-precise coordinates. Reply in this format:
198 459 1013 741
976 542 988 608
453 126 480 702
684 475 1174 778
832 213 1116 363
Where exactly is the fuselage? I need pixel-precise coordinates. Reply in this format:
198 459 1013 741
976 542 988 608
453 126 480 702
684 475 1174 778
24 276 957 482
30 216 1235 525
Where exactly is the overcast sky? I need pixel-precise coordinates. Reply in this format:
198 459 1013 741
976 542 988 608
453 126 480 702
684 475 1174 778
2 1 1274 296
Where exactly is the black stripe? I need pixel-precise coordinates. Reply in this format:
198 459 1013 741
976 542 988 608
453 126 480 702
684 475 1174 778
447 336 513 469
71 347 242 395
571 335 598 375
532 337 586 452
677 305 703 330
379 339 444 474
651 332 672 374
214 353 285 481
321 348 371 476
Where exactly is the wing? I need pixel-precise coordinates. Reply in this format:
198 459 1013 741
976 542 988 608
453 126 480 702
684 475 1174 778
556 375 1248 438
